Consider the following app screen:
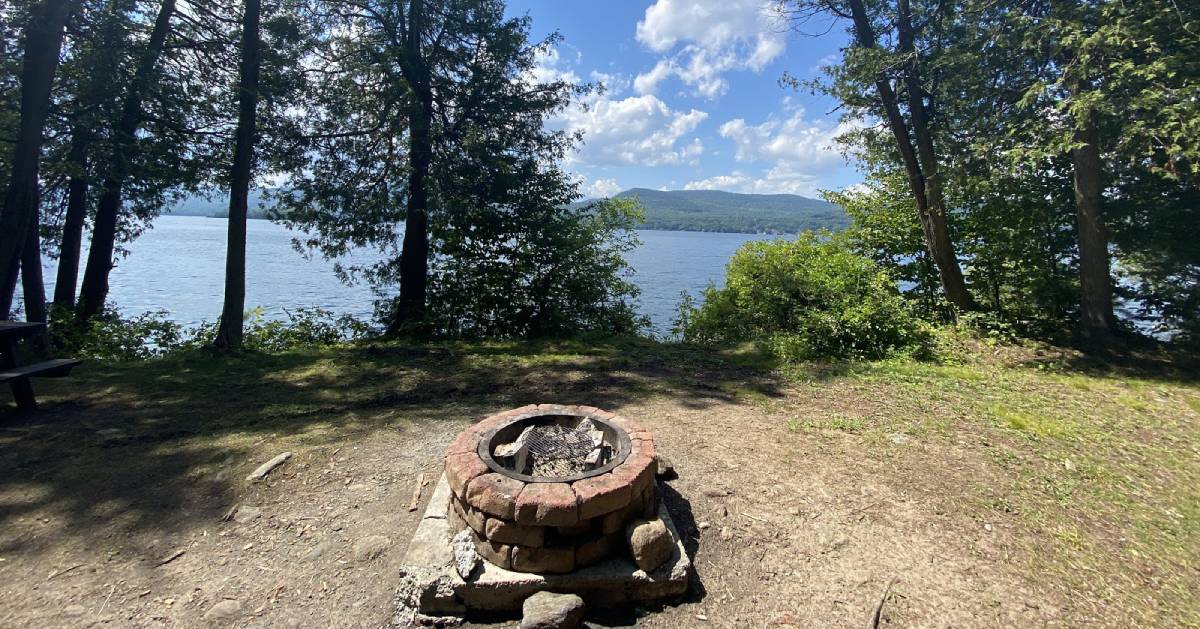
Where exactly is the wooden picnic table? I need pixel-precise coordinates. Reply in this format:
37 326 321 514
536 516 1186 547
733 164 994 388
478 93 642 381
0 321 80 411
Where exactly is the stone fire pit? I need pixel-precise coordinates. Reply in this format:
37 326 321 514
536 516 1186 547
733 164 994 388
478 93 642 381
444 404 658 574
395 404 691 621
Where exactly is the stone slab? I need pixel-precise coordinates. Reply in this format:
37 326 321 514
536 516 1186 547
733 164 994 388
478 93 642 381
400 474 691 614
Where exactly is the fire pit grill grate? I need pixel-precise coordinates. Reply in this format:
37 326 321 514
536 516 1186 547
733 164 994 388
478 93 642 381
480 412 632 483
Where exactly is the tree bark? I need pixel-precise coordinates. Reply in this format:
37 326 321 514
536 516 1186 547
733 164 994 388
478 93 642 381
389 0 433 334
846 0 976 312
21 203 48 324
1070 111 1116 335
53 130 90 308
76 0 175 321
214 0 262 350
0 0 71 317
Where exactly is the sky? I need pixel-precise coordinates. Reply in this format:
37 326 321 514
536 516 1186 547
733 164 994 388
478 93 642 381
504 0 861 199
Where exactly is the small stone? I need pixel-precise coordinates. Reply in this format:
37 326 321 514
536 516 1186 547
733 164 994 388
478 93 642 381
301 541 330 562
352 535 391 562
653 454 677 480
715 504 728 517
520 591 585 629
63 605 85 617
626 518 673 573
451 530 480 579
232 505 261 524
511 545 574 574
697 521 710 530
888 433 913 446
984 523 993 532
204 599 242 621
719 527 733 541
702 488 729 498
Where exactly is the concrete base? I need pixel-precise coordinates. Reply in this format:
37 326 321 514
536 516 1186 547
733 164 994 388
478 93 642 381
397 474 691 618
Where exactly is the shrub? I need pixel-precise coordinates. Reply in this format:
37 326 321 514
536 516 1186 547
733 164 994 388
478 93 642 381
679 233 931 360
50 306 371 361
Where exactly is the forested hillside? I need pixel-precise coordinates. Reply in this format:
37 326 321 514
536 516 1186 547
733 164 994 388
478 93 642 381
167 187 850 235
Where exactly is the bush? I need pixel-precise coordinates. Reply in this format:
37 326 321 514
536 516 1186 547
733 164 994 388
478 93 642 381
679 233 931 360
50 306 371 361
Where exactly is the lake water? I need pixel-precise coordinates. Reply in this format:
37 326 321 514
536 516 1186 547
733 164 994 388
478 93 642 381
40 215 768 335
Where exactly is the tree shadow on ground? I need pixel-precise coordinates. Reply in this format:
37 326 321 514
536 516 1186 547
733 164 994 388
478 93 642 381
1015 337 1200 384
0 335 785 562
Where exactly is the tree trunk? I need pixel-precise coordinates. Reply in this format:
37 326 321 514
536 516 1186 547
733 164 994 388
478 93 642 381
389 0 432 334
53 130 90 308
214 0 262 350
1071 112 1116 335
21 204 47 324
76 0 175 321
847 0 976 313
0 0 71 317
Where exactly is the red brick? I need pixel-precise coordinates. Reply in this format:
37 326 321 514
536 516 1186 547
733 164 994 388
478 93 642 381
575 532 622 567
450 495 488 534
445 452 489 498
514 482 579 527
640 481 658 519
601 496 641 535
469 529 513 570
445 428 481 458
511 545 575 574
632 436 656 460
611 454 655 496
484 517 544 547
572 472 634 520
553 519 597 538
465 473 525 519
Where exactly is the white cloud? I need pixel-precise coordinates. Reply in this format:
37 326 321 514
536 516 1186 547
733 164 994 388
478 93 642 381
684 167 822 197
528 47 580 86
683 108 856 196
558 93 708 167
583 177 623 198
634 0 785 98
719 107 851 169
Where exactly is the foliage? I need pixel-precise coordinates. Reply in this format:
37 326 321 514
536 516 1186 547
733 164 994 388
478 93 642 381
784 0 1200 344
606 188 848 234
424 197 647 338
679 233 931 360
49 306 370 361
278 0 641 338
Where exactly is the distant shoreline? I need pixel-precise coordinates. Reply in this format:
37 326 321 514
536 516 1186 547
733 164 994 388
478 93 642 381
171 212 804 237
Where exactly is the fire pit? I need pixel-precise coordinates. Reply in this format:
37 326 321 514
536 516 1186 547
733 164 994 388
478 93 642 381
444 404 658 573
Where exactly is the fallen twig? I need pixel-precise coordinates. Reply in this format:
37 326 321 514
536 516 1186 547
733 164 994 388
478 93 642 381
156 549 186 567
741 512 769 523
47 563 85 580
867 578 897 629
246 452 293 481
407 473 427 511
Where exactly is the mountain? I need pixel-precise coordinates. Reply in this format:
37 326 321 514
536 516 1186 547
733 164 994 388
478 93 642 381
609 188 848 235
166 186 849 235
165 190 277 219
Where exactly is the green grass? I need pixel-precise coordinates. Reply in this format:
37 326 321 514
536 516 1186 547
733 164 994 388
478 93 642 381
8 331 1199 625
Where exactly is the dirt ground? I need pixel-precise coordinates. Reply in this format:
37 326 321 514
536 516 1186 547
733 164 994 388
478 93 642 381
0 338 1196 628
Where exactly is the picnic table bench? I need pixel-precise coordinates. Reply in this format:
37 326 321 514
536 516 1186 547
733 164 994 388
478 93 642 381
0 321 81 411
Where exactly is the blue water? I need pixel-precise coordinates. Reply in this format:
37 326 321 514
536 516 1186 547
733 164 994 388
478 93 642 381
41 215 768 335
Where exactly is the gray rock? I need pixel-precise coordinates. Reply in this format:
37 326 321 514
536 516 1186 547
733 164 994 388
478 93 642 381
232 505 261 524
451 530 479 579
626 518 673 573
654 454 678 480
520 591 585 629
301 541 330 562
203 599 242 621
353 535 391 561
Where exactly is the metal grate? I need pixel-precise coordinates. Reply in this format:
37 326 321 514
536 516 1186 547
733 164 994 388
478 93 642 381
500 418 611 478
